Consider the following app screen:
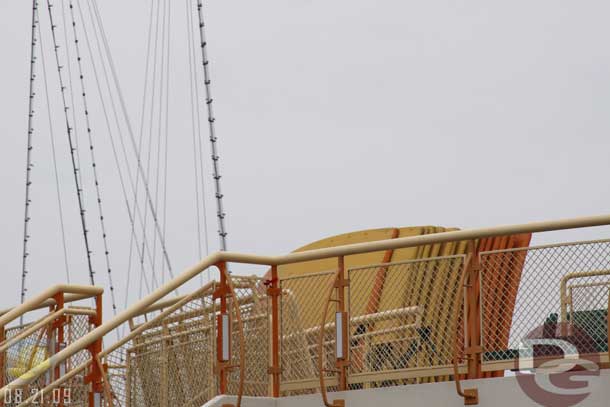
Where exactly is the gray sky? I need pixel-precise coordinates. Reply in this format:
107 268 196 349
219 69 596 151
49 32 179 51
1 0 610 317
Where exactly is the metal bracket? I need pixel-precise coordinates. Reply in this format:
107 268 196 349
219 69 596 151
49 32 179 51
463 388 479 405
334 279 350 288
266 287 281 297
267 366 282 375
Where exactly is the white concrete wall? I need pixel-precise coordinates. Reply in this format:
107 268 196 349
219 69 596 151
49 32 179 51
204 369 610 407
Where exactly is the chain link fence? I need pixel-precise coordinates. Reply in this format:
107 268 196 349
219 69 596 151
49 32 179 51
280 271 338 396
126 287 217 407
2 322 50 406
278 257 467 394
348 256 466 388
567 281 609 354
480 239 610 364
5 237 609 405
105 344 128 407
1 310 96 407
226 276 269 398
123 276 269 407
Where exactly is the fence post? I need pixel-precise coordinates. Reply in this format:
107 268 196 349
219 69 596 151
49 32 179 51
266 265 281 397
453 250 479 406
86 294 104 407
51 292 66 407
213 262 231 395
335 256 349 392
464 246 482 381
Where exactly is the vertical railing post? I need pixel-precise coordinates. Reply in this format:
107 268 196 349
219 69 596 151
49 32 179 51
52 292 66 407
319 257 347 407
465 248 482 380
453 250 479 406
335 256 349 392
266 265 281 397
86 294 104 407
213 262 230 395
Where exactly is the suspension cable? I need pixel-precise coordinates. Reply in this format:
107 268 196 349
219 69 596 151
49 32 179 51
153 0 172 284
186 0 211 284
59 0 86 226
20 0 40 307
38 9 71 285
67 0 119 317
195 0 228 252
125 0 155 298
160 0 172 285
92 0 176 280
146 0 169 291
79 0 157 302
45 0 96 285
186 0 203 268
139 0 164 296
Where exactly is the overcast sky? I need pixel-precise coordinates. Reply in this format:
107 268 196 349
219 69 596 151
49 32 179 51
1 0 610 317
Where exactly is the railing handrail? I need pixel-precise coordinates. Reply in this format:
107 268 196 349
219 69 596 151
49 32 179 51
4 213 610 398
560 269 610 324
0 284 103 327
15 281 216 407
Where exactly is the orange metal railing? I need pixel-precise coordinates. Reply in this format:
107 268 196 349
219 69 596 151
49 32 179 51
3 215 610 407
0 285 104 407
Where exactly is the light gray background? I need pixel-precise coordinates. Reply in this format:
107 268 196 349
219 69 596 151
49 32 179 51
1 0 610 317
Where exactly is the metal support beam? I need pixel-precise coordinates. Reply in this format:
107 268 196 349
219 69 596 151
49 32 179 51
266 265 281 398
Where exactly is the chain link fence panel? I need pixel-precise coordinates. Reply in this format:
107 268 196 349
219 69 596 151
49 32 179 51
348 255 466 388
480 239 610 364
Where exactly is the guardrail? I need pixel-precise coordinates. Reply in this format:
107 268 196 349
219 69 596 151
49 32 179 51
479 240 610 374
0 285 104 407
2 214 610 407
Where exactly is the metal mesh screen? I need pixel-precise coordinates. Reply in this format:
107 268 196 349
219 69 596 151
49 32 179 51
63 314 93 407
280 271 337 395
105 344 128 407
567 281 609 354
226 276 269 398
1 311 95 407
2 322 50 405
127 290 216 407
480 239 610 363
348 256 466 387
125 276 269 407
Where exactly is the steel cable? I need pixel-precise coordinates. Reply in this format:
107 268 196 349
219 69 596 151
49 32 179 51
45 0 96 286
195 0 228 252
37 10 71 285
20 0 40 308
67 0 119 318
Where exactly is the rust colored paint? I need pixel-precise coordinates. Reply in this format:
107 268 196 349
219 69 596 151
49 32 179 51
52 293 66 407
268 265 281 397
85 294 104 407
